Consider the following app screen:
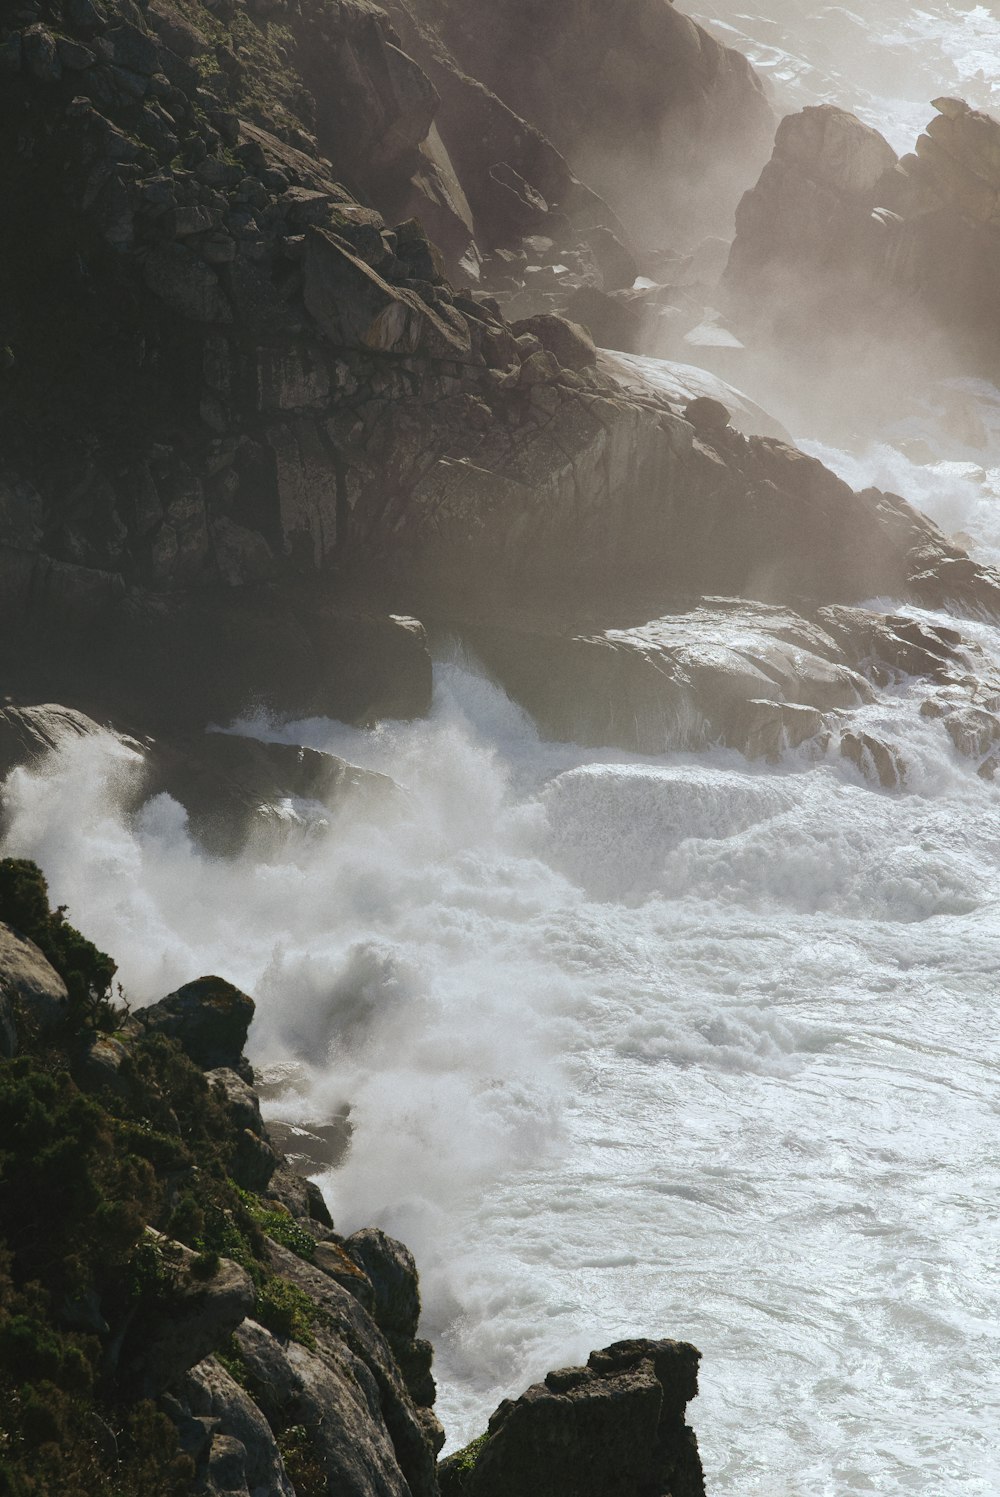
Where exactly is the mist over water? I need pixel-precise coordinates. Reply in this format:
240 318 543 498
4 5 1000 1492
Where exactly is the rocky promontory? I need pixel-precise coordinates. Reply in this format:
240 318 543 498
0 858 706 1494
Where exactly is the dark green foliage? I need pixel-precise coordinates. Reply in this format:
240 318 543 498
214 1334 252 1392
0 1061 152 1297
254 1278 317 1349
234 1186 317 1264
0 860 117 1033
277 1422 328 1497
0 1257 195 1497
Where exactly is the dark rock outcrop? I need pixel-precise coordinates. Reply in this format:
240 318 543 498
440 1338 704 1497
724 98 1000 389
0 920 455 1497
137 975 256 1074
121 1230 256 1400
391 0 774 246
471 600 869 759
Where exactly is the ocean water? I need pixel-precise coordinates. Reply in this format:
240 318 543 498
4 5 1000 1492
692 1 1000 154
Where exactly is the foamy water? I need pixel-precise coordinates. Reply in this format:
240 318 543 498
692 1 1000 152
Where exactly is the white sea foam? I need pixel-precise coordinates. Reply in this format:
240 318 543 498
692 1 1000 151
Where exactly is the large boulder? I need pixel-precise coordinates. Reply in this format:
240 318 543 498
725 105 897 296
177 1356 297 1497
0 921 68 1048
344 1228 421 1344
440 1338 703 1497
470 600 870 758
138 975 255 1073
725 98 1000 381
121 1231 254 1399
304 227 474 360
510 313 596 370
238 1238 442 1497
404 0 774 244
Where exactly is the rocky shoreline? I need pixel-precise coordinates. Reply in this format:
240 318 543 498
0 866 705 1494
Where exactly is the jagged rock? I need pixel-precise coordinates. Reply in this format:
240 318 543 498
471 601 870 757
142 728 399 856
726 104 897 297
266 1113 353 1171
344 1228 421 1343
776 104 897 196
304 227 472 360
0 922 68 1044
683 396 730 434
235 1234 441 1497
138 975 255 1073
180 1356 296 1497
265 1159 335 1228
0 703 134 778
314 1240 376 1312
22 25 62 82
207 1066 265 1134
725 97 1000 379
839 730 907 790
579 225 637 292
440 1338 703 1497
406 0 773 243
944 707 1000 760
122 1231 254 1398
510 313 596 370
597 352 789 439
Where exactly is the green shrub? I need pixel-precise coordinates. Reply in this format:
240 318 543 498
255 1278 317 1348
277 1422 327 1497
234 1187 316 1263
0 860 117 1033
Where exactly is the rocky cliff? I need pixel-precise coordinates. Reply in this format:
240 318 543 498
7 7 1000 1487
0 857 706 1494
722 98 1000 424
5 0 1000 792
